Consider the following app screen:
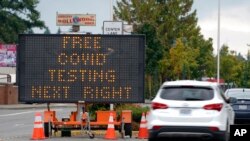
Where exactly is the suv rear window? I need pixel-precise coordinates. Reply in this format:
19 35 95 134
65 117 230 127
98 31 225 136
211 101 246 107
159 86 214 101
226 90 250 100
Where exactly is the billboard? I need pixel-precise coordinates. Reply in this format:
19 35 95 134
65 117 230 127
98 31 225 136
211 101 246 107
0 44 16 67
56 14 96 26
18 34 145 103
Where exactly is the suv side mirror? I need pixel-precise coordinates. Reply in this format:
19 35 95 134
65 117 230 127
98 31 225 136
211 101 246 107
228 97 237 103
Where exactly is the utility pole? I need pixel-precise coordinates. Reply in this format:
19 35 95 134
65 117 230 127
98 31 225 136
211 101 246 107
110 0 114 111
217 0 221 84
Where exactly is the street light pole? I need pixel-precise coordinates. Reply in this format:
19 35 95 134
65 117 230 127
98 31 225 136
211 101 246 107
217 0 221 84
110 0 114 111
110 0 113 21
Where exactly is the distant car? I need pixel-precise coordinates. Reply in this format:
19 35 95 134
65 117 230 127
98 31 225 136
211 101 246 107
147 80 236 141
225 88 250 124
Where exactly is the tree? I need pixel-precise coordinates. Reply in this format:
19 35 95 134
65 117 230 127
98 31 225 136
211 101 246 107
27 29 34 34
114 0 214 98
169 38 198 80
241 50 250 87
0 0 45 43
44 26 51 34
137 23 164 98
188 36 215 79
220 44 244 87
114 0 200 51
57 27 61 34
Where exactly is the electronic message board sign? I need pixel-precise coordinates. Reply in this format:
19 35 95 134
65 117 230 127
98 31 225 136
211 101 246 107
17 34 145 103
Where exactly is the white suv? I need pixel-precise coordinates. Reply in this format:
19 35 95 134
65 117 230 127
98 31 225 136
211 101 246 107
147 80 236 141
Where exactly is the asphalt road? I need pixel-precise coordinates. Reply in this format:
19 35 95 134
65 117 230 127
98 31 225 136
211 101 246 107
0 106 147 141
0 107 71 140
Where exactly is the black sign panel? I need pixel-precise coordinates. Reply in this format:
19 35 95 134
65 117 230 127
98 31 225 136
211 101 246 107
18 34 145 103
230 125 250 141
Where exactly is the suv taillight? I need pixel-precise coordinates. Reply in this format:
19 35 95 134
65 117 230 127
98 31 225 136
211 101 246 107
152 126 162 130
151 102 168 110
209 126 219 131
203 103 223 111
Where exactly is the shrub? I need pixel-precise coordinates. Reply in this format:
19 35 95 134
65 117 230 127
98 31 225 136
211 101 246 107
86 103 110 120
86 103 150 130
115 104 149 130
116 104 149 123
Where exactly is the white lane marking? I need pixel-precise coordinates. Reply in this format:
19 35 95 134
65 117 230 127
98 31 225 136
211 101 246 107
0 109 63 117
15 123 25 127
0 111 37 117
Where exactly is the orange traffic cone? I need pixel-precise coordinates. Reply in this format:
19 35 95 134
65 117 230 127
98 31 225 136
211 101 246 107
31 112 46 140
104 112 117 140
137 112 148 139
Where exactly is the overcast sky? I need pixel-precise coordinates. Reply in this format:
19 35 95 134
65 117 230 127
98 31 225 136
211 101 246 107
35 0 250 56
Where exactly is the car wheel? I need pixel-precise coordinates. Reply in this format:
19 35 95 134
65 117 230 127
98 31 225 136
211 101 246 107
148 137 157 141
124 123 132 138
218 122 230 141
226 122 230 141
44 122 52 137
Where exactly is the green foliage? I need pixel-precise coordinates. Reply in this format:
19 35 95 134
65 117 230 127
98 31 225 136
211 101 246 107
137 23 164 98
115 0 247 91
137 24 163 75
188 37 215 78
115 104 149 123
87 103 110 118
219 45 244 86
87 104 149 130
114 0 215 98
169 38 199 80
0 0 45 43
57 27 61 34
44 26 51 34
239 51 250 87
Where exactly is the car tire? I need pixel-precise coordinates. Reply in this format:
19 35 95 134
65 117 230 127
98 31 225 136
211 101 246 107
148 138 157 141
218 122 230 141
124 123 132 138
44 122 52 137
218 133 229 141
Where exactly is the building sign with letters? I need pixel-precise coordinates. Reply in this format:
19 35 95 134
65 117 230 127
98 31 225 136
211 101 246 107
103 21 123 35
56 14 96 26
18 34 145 103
